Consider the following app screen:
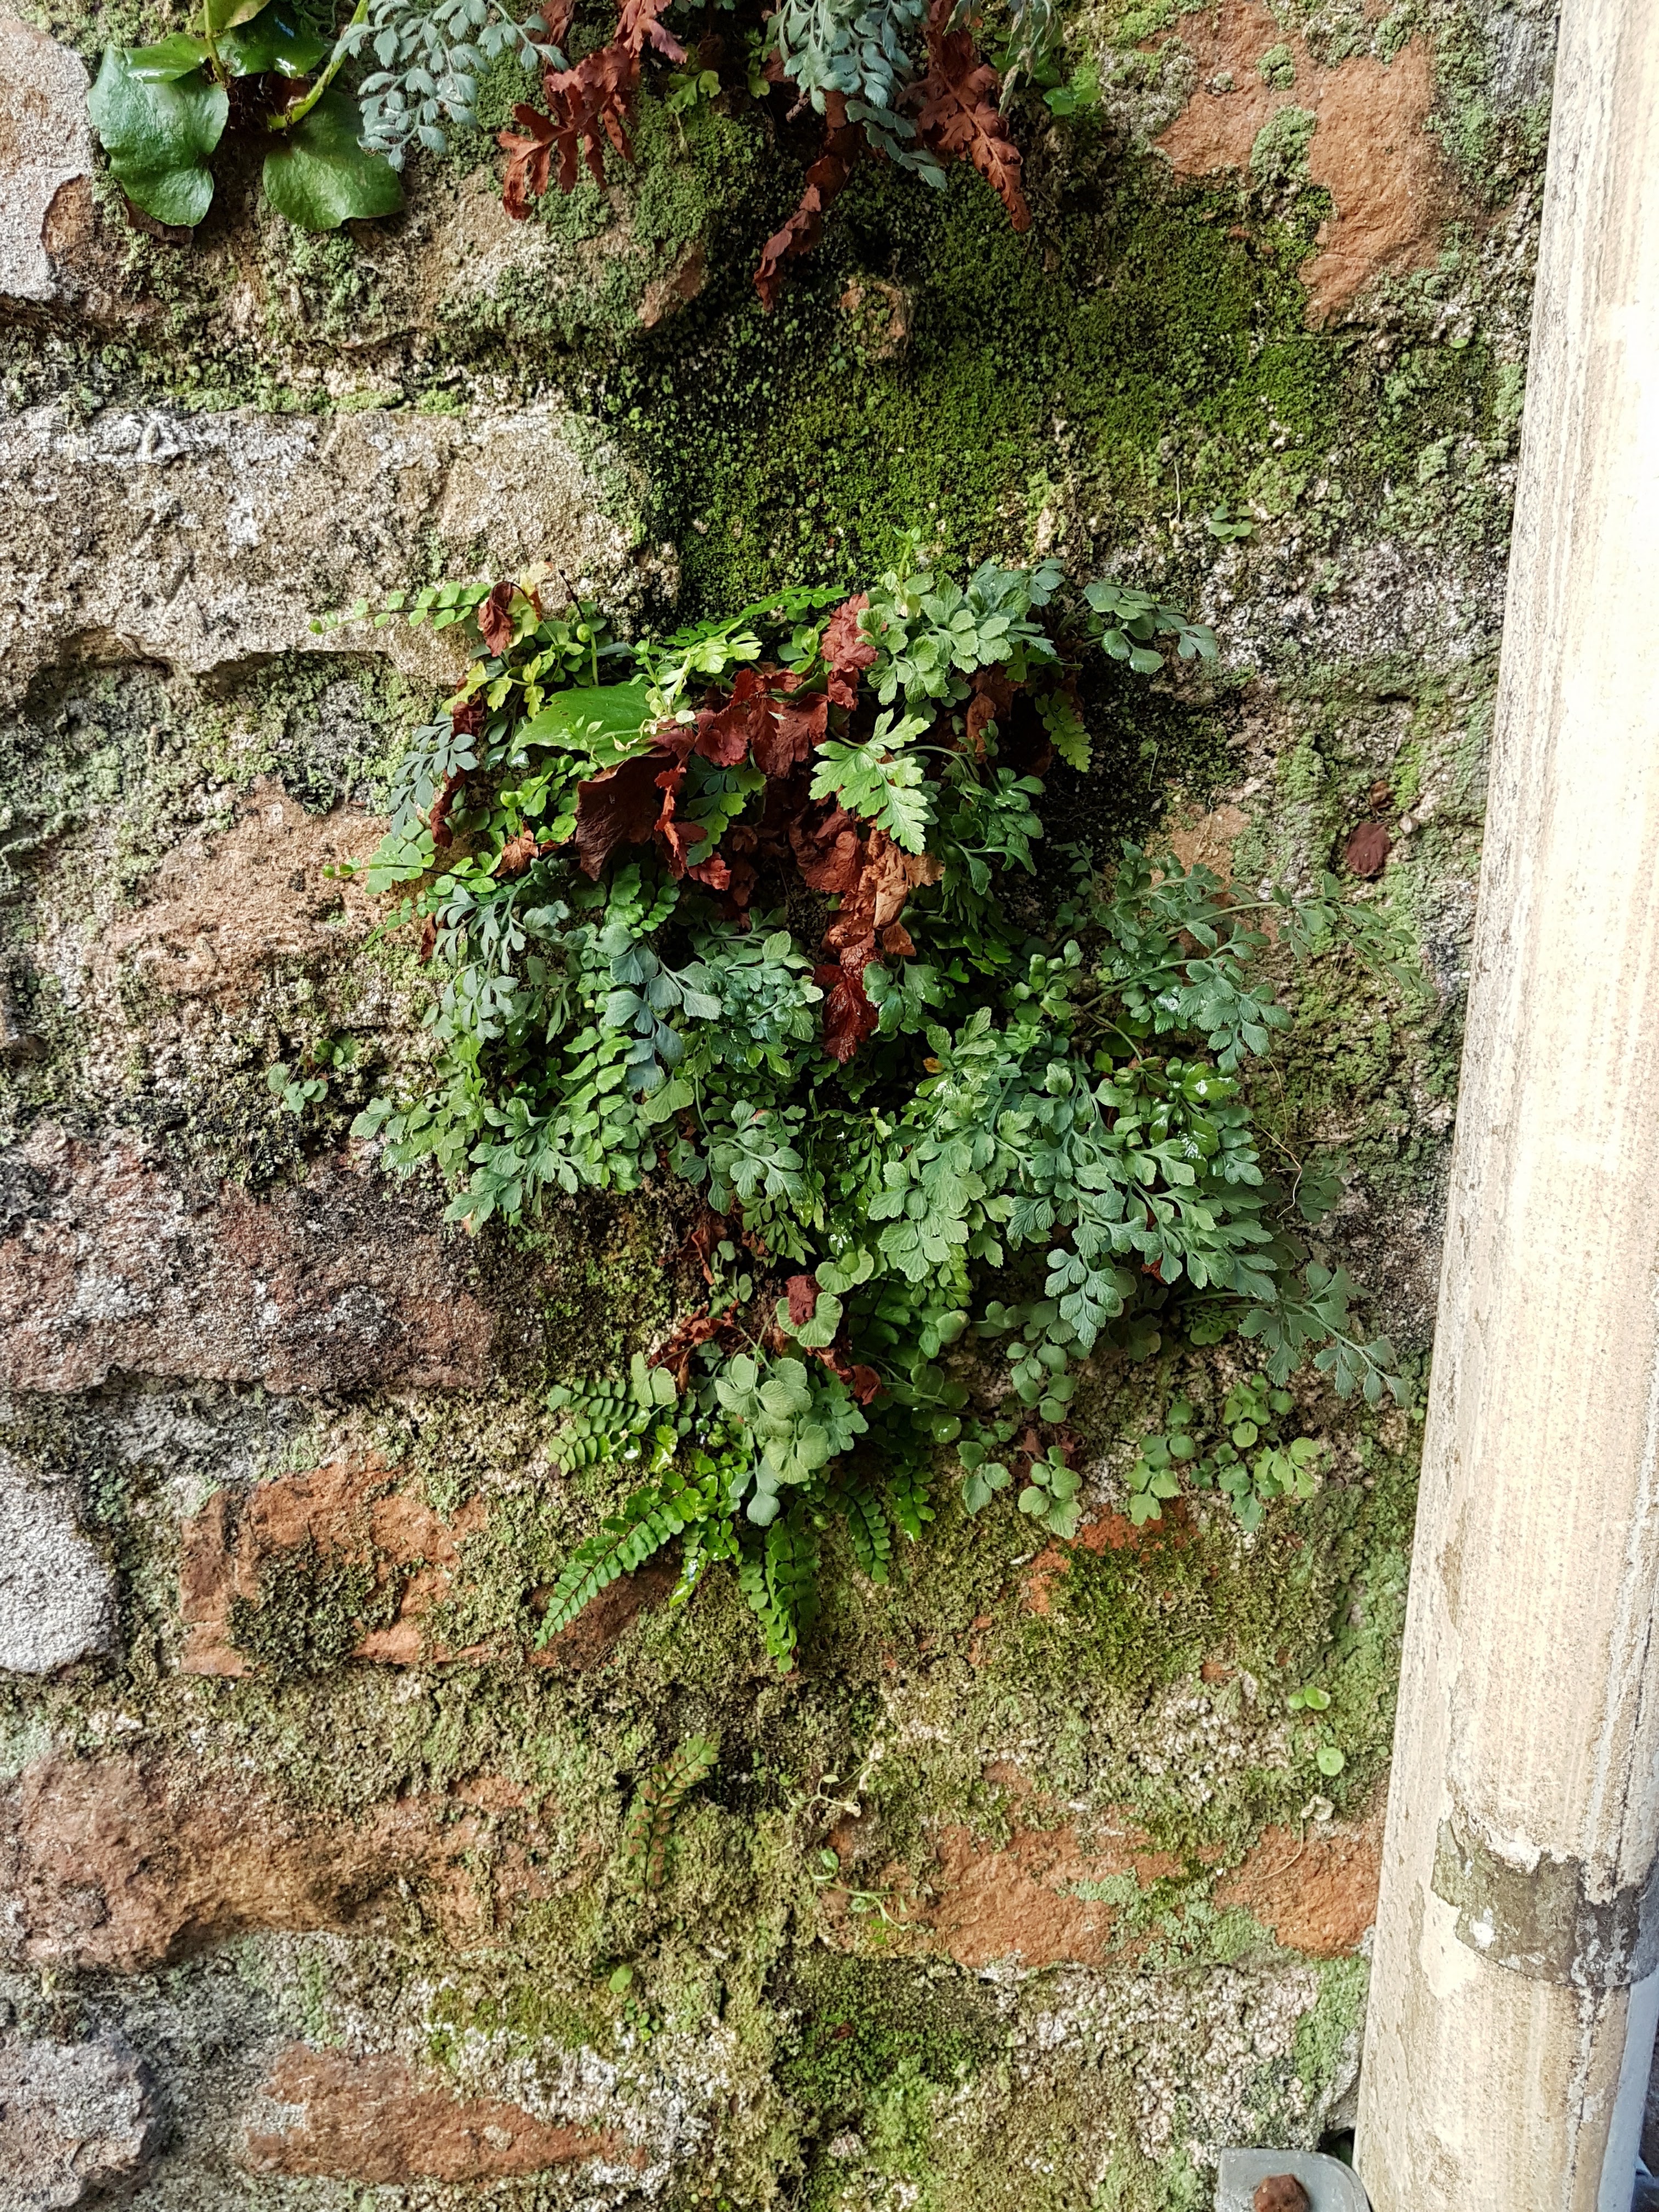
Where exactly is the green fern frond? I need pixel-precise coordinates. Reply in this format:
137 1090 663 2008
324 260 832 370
889 1465 935 1543
670 1513 740 1607
1035 685 1091 772
537 1463 715 1643
621 1734 720 1893
834 1472 894 1585
738 1507 820 1669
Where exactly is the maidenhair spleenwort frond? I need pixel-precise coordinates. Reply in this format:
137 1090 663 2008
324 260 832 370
621 1734 720 1892
537 1461 716 1643
888 1465 936 1543
832 1471 894 1585
738 1508 821 1668
545 1372 652 1466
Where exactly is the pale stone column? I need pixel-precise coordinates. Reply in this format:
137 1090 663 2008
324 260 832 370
1355 3 1659 2207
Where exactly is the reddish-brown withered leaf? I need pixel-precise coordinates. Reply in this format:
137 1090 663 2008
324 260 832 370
811 828 943 1062
614 0 686 59
755 95 863 308
695 665 775 766
791 803 865 894
786 1273 820 1326
913 0 1030 231
826 827 941 959
652 760 712 879
1344 820 1392 878
815 958 880 1062
479 579 518 654
755 685 827 777
681 1206 726 1283
966 666 1013 757
499 104 555 217
848 1362 882 1403
574 747 674 877
813 1331 882 1404
494 827 541 878
501 0 685 217
530 0 685 200
650 1306 737 1390
688 849 733 892
428 769 466 850
544 44 639 191
822 592 877 707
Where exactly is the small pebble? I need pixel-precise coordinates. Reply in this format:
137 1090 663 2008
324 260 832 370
1253 2180 1311 2212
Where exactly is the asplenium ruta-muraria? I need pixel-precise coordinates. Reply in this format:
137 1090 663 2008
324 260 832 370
348 551 1410 1666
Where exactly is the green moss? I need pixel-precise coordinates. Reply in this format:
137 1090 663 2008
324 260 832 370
426 1971 610 2067
606 151 1348 617
777 1955 1008 2212
1251 106 1318 188
1291 1953 1369 2099
228 1533 401 1684
1427 3 1554 205
1091 0 1178 48
1258 44 1296 89
780 1951 1005 2104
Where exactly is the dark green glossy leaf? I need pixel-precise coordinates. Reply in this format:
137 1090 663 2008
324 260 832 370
205 0 273 31
89 48 227 229
219 1 329 78
126 32 212 81
262 90 403 230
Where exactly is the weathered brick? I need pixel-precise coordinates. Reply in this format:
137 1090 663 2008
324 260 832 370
241 2047 627 2182
0 1750 560 1971
178 1456 674 1673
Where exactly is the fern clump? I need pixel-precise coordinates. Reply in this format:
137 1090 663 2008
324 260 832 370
86 0 1059 281
351 549 1409 1666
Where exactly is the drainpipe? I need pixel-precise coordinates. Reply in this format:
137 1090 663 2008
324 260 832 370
1355 3 1659 2206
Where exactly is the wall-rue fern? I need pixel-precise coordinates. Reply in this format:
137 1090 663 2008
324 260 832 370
348 550 1410 1667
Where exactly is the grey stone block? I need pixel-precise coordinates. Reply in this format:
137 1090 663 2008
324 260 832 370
0 1454 114 1674
0 14 93 311
0 2031 159 2209
0 402 665 707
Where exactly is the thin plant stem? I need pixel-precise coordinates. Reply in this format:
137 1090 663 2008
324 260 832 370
267 0 369 129
199 0 225 82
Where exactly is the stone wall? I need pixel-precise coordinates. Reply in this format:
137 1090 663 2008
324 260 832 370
0 1 1553 2205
